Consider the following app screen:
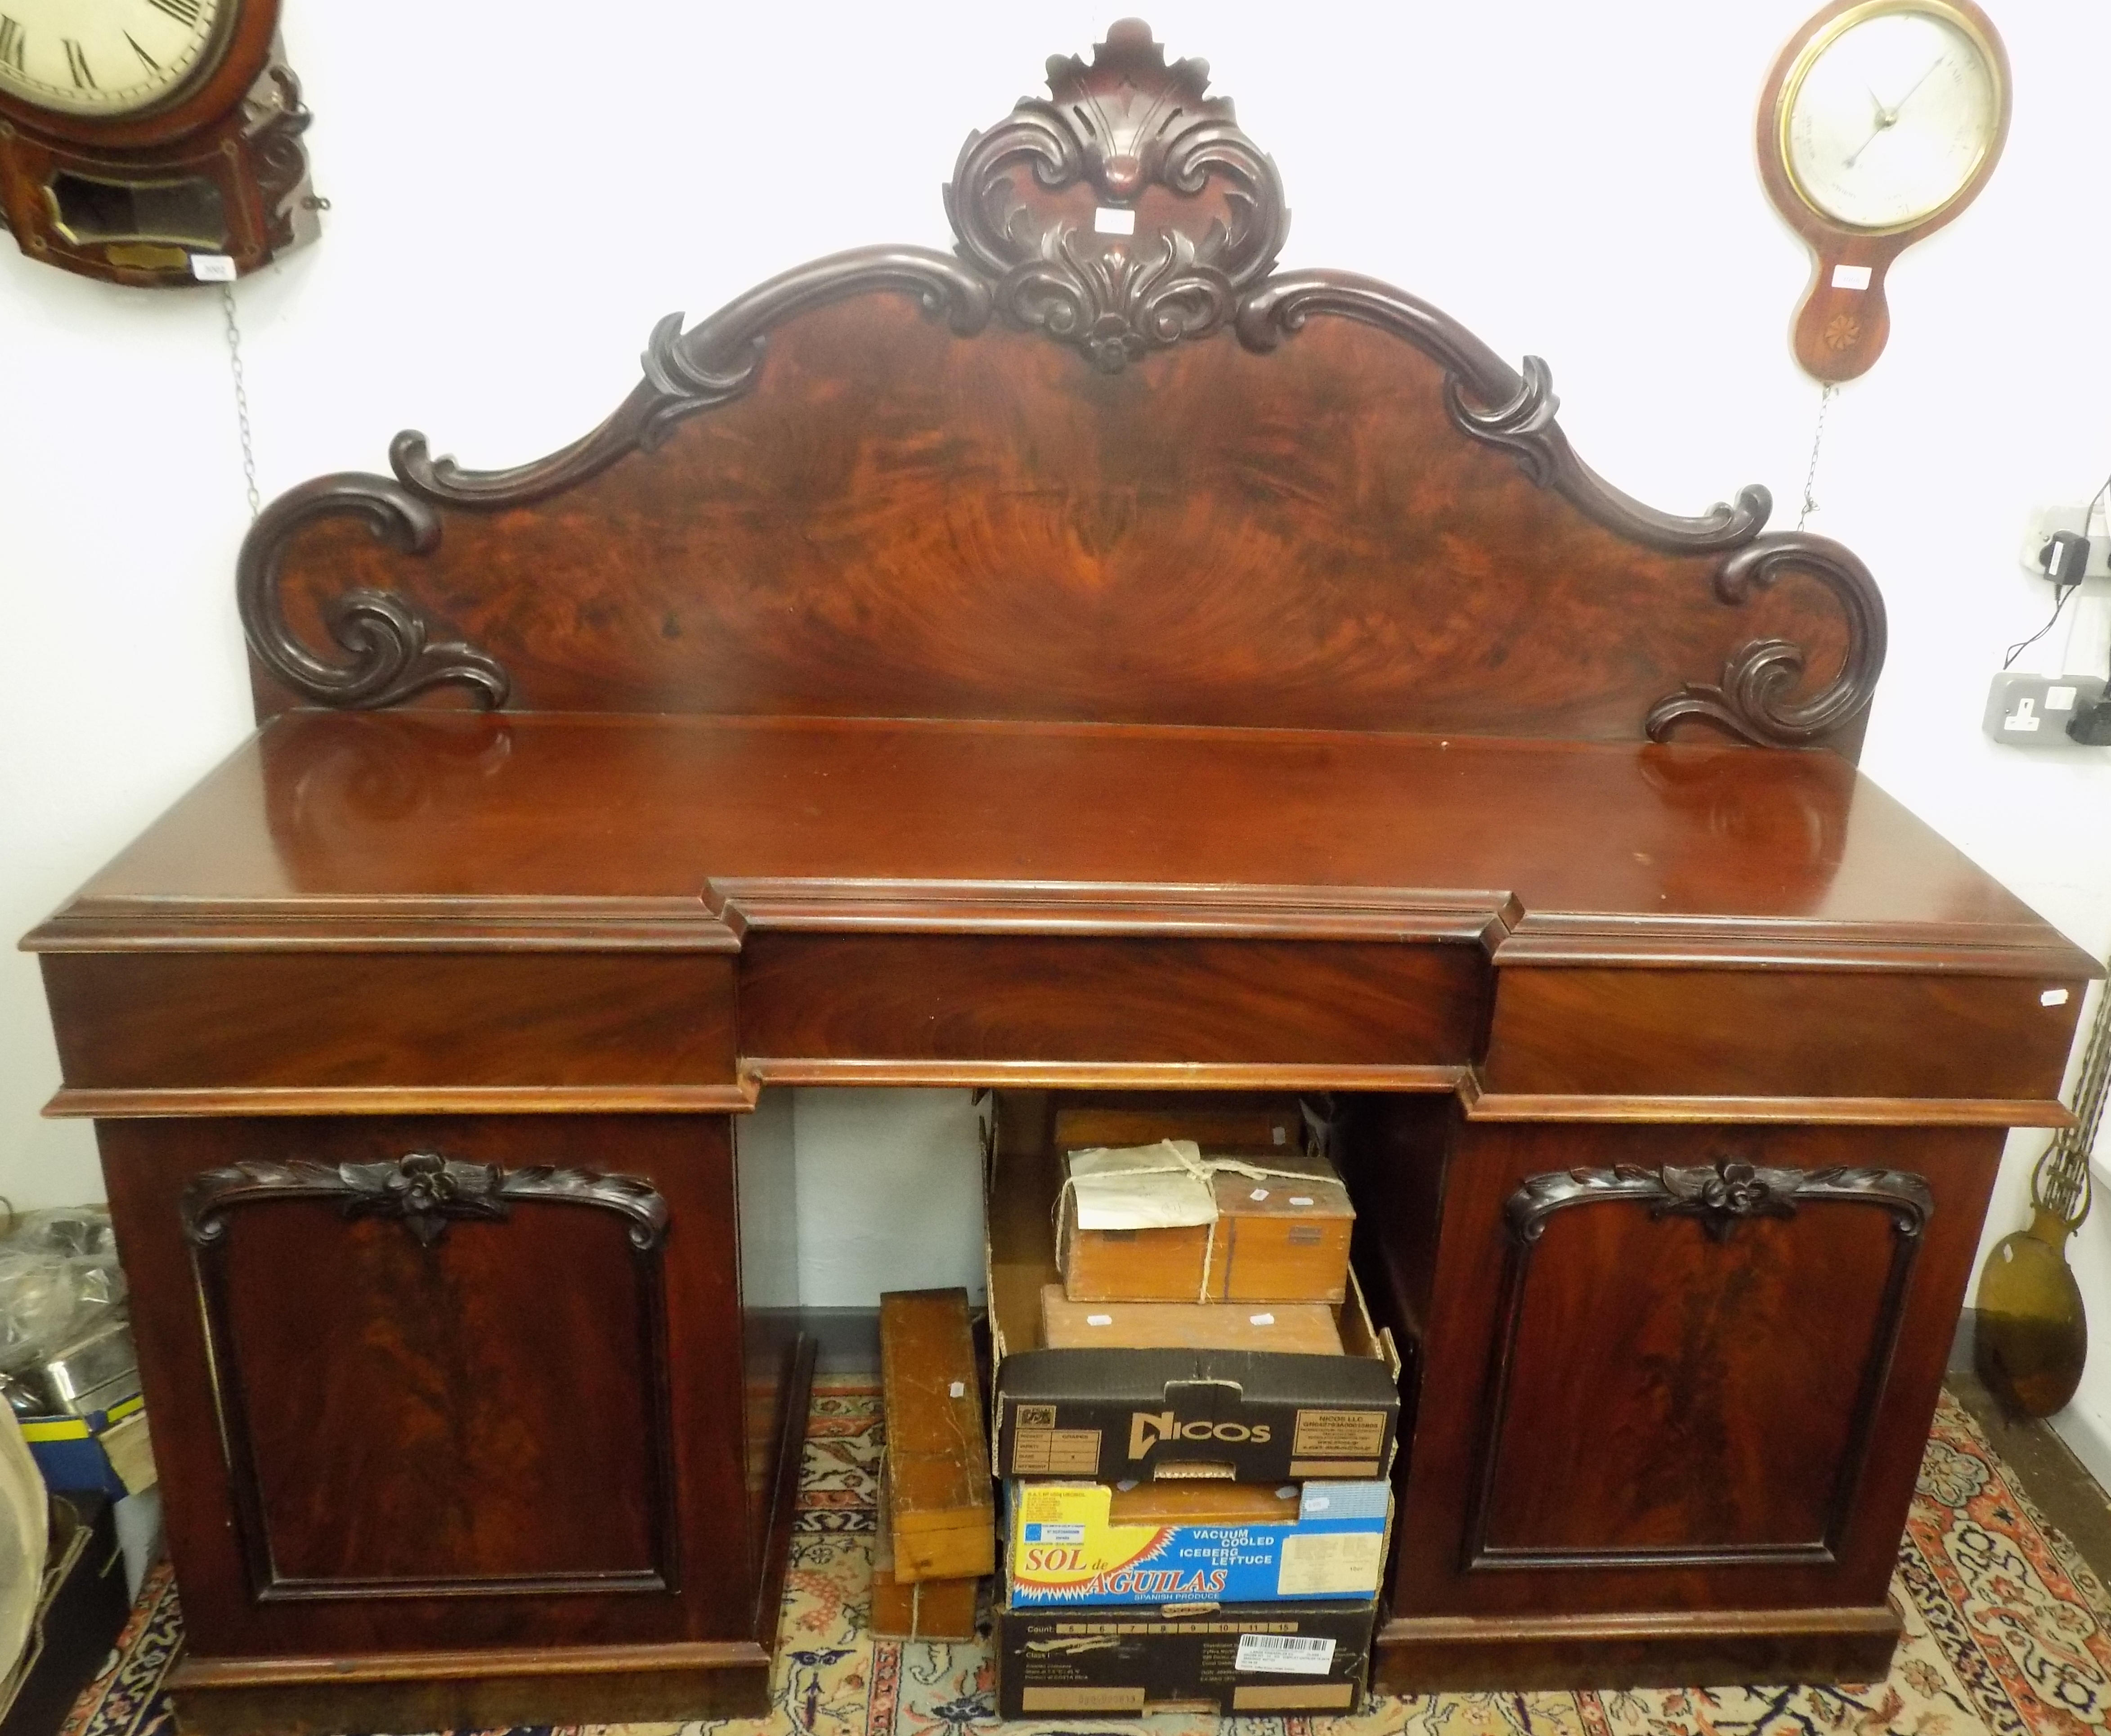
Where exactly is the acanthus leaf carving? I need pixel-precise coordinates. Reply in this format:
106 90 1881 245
236 475 509 711
183 1150 670 1251
946 18 1287 372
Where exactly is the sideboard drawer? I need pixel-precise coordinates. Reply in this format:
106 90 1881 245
737 933 1487 1075
1481 967 2084 1106
41 952 738 1098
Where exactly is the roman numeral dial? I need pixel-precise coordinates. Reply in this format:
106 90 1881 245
0 0 223 116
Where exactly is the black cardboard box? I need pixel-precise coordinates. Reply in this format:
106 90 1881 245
996 1593 1377 1718
0 1493 129 1736
986 1095 1400 1483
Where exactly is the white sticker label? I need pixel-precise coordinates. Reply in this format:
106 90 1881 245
1249 1313 1275 1326
1250 1188 1270 1201
189 253 237 282
949 1381 965 1398
1831 263 1873 290
1236 1633 1337 1675
1277 1530 1386 1597
1289 1195 1314 1207
1272 1127 1287 1145
1087 1314 1113 1326
2043 988 2071 1006
1094 206 1136 235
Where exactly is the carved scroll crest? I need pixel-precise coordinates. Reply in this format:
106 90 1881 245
946 18 1288 372
239 19 1885 749
1644 535 1889 749
183 1150 670 1250
1505 1157 1932 1247
236 475 509 711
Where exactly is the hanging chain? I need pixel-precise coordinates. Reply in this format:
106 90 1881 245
1795 381 1836 533
220 281 261 521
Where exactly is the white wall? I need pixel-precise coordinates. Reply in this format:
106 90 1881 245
4 0 2108 1416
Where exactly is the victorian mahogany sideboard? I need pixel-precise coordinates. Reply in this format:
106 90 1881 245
24 22 2097 1733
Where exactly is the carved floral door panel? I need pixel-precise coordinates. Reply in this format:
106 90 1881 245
1386 1120 2003 1619
1472 1161 1928 1567
96 1114 754 1658
186 1151 676 1597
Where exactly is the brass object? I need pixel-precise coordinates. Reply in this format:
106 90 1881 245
1977 980 2109 1417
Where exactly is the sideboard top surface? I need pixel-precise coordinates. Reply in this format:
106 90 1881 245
30 710 2092 978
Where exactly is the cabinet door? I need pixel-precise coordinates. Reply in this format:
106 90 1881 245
99 1114 756 1660
1390 1122 2000 1620
1472 1159 1926 1568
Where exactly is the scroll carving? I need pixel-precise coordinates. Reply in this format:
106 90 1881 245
248 67 314 253
946 18 1287 372
1235 274 1770 555
184 1150 670 1251
392 248 991 509
1645 535 1889 749
236 475 509 710
239 20 1887 750
1239 274 1885 743
1505 1158 1932 1246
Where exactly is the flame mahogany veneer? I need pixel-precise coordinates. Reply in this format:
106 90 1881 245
22 21 2100 1730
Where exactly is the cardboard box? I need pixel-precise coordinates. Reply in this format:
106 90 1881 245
0 1493 129 1736
995 1593 1376 1718
19 1396 145 1499
988 1108 1400 1484
1007 1478 1389 1606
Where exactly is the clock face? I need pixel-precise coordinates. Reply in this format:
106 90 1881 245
0 0 225 118
1782 5 2001 231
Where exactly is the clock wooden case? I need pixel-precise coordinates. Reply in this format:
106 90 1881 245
0 0 315 286
1760 0 2010 382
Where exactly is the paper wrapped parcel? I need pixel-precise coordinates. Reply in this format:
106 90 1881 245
1065 1140 1219 1231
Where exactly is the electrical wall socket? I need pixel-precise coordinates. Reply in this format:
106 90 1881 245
1984 672 2108 747
2019 505 2111 581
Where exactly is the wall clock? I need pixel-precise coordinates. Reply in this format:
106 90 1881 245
1759 0 2009 381
0 0 315 287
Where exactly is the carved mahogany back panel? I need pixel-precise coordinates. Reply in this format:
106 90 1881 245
240 20 1883 752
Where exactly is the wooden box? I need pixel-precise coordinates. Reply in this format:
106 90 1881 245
869 1463 978 1642
1040 1285 1343 1355
1059 1149 1354 1305
1211 1155 1355 1304
879 1289 995 1583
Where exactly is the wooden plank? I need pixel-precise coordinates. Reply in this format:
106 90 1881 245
880 1289 995 1583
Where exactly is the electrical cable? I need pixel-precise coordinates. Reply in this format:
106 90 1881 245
2004 582 2080 669
2005 467 2111 670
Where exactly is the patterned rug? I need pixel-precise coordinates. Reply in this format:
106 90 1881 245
58 1384 2111 1736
